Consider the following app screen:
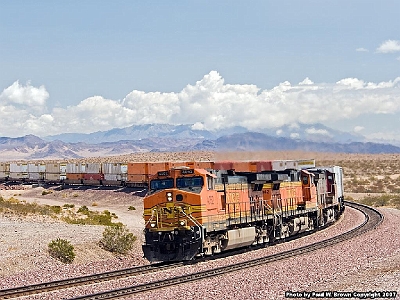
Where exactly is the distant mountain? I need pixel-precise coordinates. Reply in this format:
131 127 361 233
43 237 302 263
44 123 364 144
44 124 249 144
191 132 400 154
261 123 365 144
1 131 400 161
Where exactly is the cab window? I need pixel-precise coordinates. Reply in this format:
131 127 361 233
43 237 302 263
176 176 204 188
150 178 174 190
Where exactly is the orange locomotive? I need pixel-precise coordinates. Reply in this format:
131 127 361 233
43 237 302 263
142 161 345 262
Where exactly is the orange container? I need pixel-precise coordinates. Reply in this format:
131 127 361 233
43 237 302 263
127 162 148 175
186 161 214 169
214 161 234 170
127 174 148 183
147 162 170 175
66 173 84 180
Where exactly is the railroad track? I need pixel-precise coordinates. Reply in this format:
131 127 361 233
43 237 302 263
0 262 184 299
0 201 383 300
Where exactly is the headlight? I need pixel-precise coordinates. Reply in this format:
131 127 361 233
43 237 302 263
179 220 186 226
167 192 173 201
150 222 156 228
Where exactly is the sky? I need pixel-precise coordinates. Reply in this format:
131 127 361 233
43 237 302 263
0 1 400 144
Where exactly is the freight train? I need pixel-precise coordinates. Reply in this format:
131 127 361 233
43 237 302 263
0 161 215 187
142 160 344 262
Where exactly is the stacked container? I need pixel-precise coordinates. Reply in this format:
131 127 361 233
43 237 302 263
0 163 10 181
28 163 46 181
45 163 67 182
83 163 103 185
9 163 28 180
65 163 86 184
102 163 127 186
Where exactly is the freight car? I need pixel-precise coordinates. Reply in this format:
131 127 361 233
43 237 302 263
142 162 344 262
0 161 216 187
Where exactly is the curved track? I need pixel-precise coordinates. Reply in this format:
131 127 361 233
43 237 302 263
0 201 383 300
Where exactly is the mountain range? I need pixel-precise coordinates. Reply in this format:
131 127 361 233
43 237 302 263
0 123 399 161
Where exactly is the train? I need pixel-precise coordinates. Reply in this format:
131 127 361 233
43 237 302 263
0 159 314 188
142 160 345 262
0 161 216 187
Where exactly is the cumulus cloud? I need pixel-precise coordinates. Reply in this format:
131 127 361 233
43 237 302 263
305 128 331 136
1 71 400 138
376 40 400 53
353 126 364 133
0 81 49 111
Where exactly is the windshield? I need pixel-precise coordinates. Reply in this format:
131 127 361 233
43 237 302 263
176 176 204 188
150 178 174 190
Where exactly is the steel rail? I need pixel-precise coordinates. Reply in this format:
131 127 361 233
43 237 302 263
68 201 383 300
0 262 184 299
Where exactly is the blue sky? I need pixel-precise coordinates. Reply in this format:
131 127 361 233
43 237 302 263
1 1 400 144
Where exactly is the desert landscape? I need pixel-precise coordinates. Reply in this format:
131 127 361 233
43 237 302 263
1 150 399 298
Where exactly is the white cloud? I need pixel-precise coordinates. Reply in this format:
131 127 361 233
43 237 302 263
0 81 49 112
353 126 364 133
376 40 400 53
305 128 331 136
356 48 368 52
1 72 400 138
290 133 300 139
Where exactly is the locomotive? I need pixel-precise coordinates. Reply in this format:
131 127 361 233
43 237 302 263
142 160 345 262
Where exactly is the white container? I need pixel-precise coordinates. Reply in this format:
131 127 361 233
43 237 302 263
67 163 86 173
85 163 101 173
10 163 28 173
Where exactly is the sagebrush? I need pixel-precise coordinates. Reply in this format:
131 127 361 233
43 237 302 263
48 238 76 263
100 224 136 254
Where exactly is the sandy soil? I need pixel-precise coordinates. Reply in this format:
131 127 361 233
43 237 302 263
0 185 147 276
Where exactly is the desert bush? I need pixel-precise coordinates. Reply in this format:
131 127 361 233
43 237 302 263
48 238 76 263
100 224 136 254
128 206 136 211
50 205 62 214
42 190 53 196
63 203 75 209
77 205 90 215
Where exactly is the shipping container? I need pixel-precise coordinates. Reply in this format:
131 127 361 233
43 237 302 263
104 174 122 181
296 159 316 169
0 163 10 172
9 172 28 179
66 173 84 180
67 163 86 173
147 162 171 175
127 162 148 175
46 163 67 174
185 161 214 170
102 163 126 175
214 161 234 171
169 161 188 168
254 161 273 172
28 172 43 180
83 173 104 181
28 163 46 173
45 173 66 182
127 174 148 183
85 163 101 174
10 163 28 173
